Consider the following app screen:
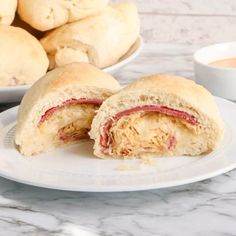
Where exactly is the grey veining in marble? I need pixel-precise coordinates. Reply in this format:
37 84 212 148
1 1 236 235
115 43 197 86
113 0 236 45
0 170 236 236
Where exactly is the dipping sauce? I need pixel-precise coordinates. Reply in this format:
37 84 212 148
209 57 236 68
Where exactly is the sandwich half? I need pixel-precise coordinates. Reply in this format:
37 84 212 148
15 63 121 156
17 0 109 31
40 2 140 70
90 74 224 159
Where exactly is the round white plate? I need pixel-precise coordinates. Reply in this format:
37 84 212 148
0 37 143 104
0 97 235 192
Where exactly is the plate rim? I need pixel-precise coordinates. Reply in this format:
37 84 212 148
0 159 234 192
0 96 235 192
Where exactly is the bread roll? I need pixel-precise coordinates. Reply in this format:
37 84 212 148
18 0 109 31
90 75 224 159
0 0 17 25
15 63 121 156
12 14 44 39
0 25 49 86
40 2 140 69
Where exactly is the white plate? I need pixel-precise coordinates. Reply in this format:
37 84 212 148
0 37 143 104
0 97 235 192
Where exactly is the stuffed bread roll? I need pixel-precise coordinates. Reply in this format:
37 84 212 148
0 25 49 86
90 75 224 159
40 2 140 70
15 63 121 156
0 0 17 25
17 0 109 31
12 14 44 39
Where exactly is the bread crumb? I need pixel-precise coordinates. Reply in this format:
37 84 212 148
140 155 155 165
115 155 159 171
115 165 141 171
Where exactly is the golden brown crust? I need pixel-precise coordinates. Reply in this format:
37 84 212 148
12 14 44 39
27 62 121 97
18 62 121 122
0 25 49 86
0 0 17 25
40 2 140 69
122 74 223 126
15 62 121 155
17 0 109 31
90 74 224 158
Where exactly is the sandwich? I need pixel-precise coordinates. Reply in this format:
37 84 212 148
40 2 140 70
17 0 109 31
0 0 17 25
15 63 121 156
0 25 48 86
90 74 224 159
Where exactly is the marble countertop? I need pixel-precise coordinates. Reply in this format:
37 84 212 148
1 43 236 236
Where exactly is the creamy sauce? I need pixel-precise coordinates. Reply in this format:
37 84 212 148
209 57 236 68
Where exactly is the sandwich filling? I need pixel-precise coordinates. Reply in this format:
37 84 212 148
100 105 200 156
38 98 102 143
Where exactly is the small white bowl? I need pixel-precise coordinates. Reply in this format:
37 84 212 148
194 41 236 101
0 36 143 104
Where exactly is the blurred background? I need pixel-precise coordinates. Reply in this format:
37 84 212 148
2 0 236 108
114 0 236 83
136 0 236 45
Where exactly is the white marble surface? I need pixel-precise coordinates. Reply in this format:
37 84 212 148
116 43 197 85
0 1 236 235
113 0 236 45
0 44 236 236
